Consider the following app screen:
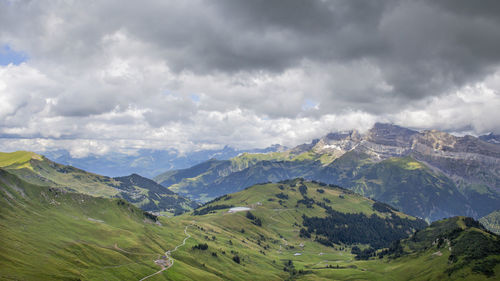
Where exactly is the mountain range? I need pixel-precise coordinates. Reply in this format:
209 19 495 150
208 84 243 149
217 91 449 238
155 123 500 222
0 151 199 214
480 133 500 145
42 145 287 178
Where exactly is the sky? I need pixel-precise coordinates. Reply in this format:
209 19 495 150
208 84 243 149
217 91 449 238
1 0 500 157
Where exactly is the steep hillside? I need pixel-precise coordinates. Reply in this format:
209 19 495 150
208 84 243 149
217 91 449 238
317 155 473 221
0 151 198 214
0 151 120 196
114 174 199 214
159 159 319 202
155 124 500 221
0 169 187 280
382 216 500 278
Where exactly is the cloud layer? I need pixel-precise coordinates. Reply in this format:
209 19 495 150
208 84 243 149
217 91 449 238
1 0 499 156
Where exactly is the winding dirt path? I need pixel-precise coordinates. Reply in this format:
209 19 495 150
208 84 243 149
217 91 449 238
138 224 193 281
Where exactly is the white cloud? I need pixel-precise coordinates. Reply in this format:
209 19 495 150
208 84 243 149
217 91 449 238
391 71 500 133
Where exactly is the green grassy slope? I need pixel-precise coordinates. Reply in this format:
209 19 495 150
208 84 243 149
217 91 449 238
0 151 120 196
0 151 198 214
0 169 188 280
154 153 321 202
383 216 500 279
318 155 472 221
114 174 199 214
161 180 498 280
1 172 498 280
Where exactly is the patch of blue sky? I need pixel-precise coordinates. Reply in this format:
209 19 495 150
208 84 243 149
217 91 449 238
0 45 28 66
302 99 319 110
190 93 200 103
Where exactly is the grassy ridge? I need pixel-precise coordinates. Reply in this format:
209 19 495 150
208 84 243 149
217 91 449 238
0 151 42 167
0 151 198 214
0 151 123 196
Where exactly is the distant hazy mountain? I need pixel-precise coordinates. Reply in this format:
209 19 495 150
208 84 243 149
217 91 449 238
155 123 500 222
0 151 199 214
42 144 287 178
480 133 500 145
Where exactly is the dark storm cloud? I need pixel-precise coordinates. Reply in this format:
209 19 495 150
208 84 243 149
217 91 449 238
4 0 498 104
204 0 500 101
80 0 500 106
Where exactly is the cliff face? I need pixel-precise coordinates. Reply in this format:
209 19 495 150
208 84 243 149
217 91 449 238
309 124 500 220
310 130 362 156
410 132 500 192
365 122 419 147
309 124 500 194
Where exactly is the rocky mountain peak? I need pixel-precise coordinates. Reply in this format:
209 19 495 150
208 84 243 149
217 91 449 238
364 123 418 147
267 144 288 152
325 129 361 141
416 130 457 151
480 133 500 145
415 130 500 157
310 130 361 155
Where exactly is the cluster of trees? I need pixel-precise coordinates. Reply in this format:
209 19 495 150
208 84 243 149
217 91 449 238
299 228 311 238
246 211 262 226
351 246 377 260
372 201 398 213
275 193 288 200
302 209 427 249
282 260 306 277
378 240 404 258
447 230 500 276
309 180 347 191
283 260 296 274
203 194 232 205
192 243 208 250
192 204 233 215
299 184 308 196
296 196 315 208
